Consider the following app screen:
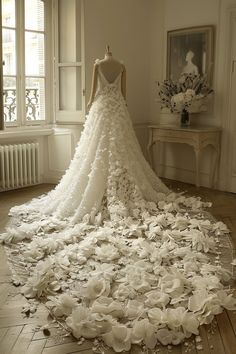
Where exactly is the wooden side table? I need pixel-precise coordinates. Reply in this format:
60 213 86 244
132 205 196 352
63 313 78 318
147 125 222 187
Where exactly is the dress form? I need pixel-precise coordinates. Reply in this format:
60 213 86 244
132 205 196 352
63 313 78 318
99 45 122 82
87 46 126 109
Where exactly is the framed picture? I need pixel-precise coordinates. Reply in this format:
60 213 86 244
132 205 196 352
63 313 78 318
167 26 214 83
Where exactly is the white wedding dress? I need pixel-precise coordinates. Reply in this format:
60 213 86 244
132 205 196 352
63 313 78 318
1 62 235 352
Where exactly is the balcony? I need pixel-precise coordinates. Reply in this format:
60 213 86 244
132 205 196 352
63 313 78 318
3 87 40 122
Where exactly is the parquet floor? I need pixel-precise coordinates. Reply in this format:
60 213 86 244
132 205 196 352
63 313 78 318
0 182 236 354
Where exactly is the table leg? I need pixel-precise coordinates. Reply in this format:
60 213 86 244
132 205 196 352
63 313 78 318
194 147 201 187
210 146 220 188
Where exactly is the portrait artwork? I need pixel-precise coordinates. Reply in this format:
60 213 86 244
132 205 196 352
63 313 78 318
167 26 214 83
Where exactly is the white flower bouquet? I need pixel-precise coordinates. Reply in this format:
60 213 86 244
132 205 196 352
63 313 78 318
158 74 213 114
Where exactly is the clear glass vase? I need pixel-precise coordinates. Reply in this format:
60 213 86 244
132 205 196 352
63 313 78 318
181 108 190 127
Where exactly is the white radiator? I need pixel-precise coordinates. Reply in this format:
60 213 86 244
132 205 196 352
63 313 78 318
0 142 40 192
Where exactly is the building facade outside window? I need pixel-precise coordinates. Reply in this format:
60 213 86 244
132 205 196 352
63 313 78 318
1 0 48 127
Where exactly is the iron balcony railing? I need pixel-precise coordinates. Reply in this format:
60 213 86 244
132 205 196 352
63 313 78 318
3 87 40 122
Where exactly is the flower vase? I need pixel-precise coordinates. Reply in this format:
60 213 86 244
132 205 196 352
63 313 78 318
181 109 190 127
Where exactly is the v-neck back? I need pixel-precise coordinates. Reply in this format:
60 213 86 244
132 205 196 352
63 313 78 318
98 65 122 85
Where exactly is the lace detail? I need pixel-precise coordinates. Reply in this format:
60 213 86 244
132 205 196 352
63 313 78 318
0 61 235 352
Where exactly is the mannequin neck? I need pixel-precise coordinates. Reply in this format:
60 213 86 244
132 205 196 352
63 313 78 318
104 52 113 59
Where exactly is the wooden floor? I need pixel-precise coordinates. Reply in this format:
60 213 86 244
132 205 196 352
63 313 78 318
0 182 236 354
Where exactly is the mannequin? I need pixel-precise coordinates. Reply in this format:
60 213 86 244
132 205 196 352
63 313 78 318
87 45 126 109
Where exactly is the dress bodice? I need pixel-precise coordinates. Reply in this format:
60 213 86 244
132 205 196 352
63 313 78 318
95 62 123 95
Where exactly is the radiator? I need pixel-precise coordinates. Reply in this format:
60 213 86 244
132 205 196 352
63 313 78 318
0 142 40 192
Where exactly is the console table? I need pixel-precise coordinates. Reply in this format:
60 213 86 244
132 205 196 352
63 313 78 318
147 125 222 187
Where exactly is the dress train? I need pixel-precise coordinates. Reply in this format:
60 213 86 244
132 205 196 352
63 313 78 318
0 63 235 352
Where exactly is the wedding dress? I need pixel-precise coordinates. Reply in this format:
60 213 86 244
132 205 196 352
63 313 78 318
1 62 235 352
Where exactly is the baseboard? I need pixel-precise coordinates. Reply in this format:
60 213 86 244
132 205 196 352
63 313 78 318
156 164 213 188
42 171 63 184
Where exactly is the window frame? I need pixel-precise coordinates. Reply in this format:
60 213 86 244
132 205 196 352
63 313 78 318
2 0 52 128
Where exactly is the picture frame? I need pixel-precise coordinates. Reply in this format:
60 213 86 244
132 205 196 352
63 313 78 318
167 26 214 83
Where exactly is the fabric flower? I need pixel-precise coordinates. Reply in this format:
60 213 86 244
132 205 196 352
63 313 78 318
188 290 222 324
112 284 136 301
159 274 185 298
156 328 174 345
182 229 215 253
82 277 110 299
171 216 189 231
216 290 236 310
95 244 119 261
91 296 124 318
156 328 185 345
119 268 152 293
125 300 145 320
145 290 170 308
102 325 132 352
66 305 100 338
21 259 60 298
47 294 77 317
188 290 210 312
131 319 157 349
165 307 199 335
148 308 165 326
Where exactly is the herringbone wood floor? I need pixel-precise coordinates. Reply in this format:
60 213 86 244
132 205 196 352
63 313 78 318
0 182 236 354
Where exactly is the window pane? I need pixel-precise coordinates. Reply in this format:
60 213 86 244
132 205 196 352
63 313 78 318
3 76 17 122
2 0 15 27
25 32 45 76
58 0 81 62
59 67 82 110
25 0 44 31
2 28 16 75
25 77 45 120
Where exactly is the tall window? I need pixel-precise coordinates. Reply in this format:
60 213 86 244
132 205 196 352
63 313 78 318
2 0 46 126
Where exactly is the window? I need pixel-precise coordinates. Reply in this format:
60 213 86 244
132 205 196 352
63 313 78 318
1 0 48 126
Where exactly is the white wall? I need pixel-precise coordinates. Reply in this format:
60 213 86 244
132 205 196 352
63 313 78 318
214 0 236 191
153 0 236 189
148 0 166 125
84 0 153 125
